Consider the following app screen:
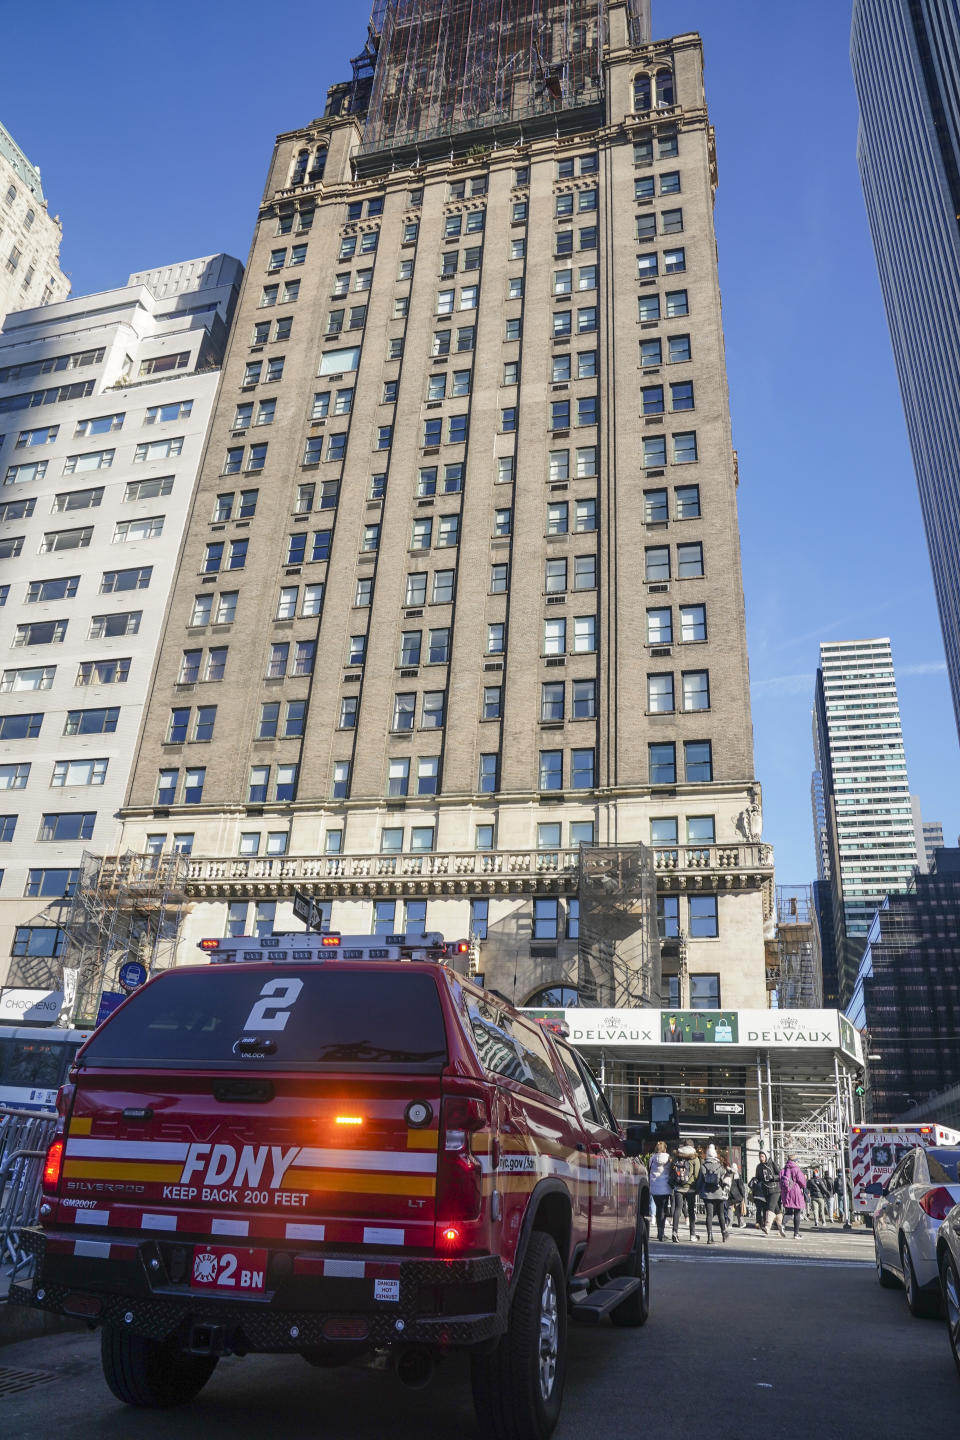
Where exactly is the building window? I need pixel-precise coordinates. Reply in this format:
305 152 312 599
332 761 350 799
475 825 494 850
673 431 698 464
645 547 670 582
648 674 674 713
539 750 562 791
657 895 680 939
690 970 720 1006
571 749 595 788
470 897 489 940
647 608 672 645
572 679 595 719
417 755 439 795
682 670 710 711
533 898 559 940
684 740 713 782
482 685 502 720
677 542 703 578
680 604 707 643
478 753 498 793
649 742 676 785
387 759 410 797
675 483 700 518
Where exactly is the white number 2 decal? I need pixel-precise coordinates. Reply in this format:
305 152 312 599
243 977 303 1031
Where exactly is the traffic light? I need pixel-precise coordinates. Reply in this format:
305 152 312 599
854 1070 865 1096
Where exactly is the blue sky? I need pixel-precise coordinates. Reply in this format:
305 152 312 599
3 0 955 880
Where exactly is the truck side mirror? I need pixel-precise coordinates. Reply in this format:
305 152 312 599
648 1093 679 1144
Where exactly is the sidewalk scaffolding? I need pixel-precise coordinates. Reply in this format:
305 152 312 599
525 1004 865 1215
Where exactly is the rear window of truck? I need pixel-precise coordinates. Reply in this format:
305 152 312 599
78 967 448 1072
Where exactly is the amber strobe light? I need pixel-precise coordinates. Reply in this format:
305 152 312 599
334 1115 363 1126
199 938 219 951
42 1139 64 1193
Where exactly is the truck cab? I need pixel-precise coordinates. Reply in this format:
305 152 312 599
15 932 671 1440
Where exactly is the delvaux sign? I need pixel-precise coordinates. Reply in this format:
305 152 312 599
561 1009 863 1059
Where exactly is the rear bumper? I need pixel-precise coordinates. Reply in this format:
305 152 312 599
12 1227 508 1354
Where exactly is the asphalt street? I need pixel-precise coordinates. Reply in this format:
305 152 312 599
0 1227 955 1439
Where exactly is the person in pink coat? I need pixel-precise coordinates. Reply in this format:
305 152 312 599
780 1153 808 1239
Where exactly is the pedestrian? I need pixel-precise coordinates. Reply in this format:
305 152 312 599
780 1152 807 1239
697 1143 728 1243
648 1139 673 1241
833 1171 846 1223
807 1166 827 1230
756 1151 785 1236
728 1162 747 1227
750 1166 767 1229
669 1141 701 1243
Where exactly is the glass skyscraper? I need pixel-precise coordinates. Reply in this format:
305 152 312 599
852 1 960 740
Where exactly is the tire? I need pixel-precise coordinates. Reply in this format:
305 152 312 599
875 1233 900 1289
100 1325 218 1408
471 1231 567 1440
610 1217 650 1328
901 1236 939 1318
941 1253 960 1377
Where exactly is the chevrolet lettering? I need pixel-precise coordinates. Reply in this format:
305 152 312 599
14 931 675 1440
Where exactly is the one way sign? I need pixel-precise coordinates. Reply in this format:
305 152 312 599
293 890 325 933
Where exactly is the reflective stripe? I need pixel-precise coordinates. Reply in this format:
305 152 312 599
74 1240 110 1259
65 1139 190 1161
293 1148 437 1174
73 1209 110 1226
282 1169 434 1197
141 1213 177 1231
286 1223 326 1241
63 1161 182 1182
212 1219 249 1237
363 1227 404 1246
324 1259 364 1278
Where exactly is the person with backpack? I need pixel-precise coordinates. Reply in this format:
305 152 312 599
669 1142 701 1243
780 1152 808 1239
697 1143 728 1243
648 1139 673 1241
807 1166 828 1230
756 1151 785 1236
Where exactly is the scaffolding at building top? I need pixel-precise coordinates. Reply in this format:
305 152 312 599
58 852 189 1026
361 0 647 154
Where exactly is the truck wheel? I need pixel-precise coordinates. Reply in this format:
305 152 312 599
471 1231 567 1440
100 1325 218 1408
610 1216 650 1328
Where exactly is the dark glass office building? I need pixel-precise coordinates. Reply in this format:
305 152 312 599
851 2 960 740
848 850 960 1119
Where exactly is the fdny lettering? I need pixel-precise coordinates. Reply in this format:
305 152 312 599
179 1143 299 1189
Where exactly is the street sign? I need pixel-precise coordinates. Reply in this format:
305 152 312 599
118 961 148 992
96 991 127 1026
293 890 325 933
712 1100 745 1116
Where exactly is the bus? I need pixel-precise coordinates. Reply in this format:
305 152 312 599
0 1025 93 1111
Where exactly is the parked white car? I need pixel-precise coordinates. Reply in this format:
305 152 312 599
873 1145 960 1317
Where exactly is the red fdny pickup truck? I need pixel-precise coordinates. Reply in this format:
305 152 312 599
13 932 675 1440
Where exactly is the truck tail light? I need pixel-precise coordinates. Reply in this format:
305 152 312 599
920 1187 957 1222
42 1139 64 1195
436 1091 487 1228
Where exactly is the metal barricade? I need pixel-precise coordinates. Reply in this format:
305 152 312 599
0 1106 57 1280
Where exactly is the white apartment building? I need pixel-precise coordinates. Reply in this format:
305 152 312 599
0 121 70 322
813 637 918 1004
0 255 242 1011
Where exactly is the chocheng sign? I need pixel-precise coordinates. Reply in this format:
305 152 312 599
0 987 65 1024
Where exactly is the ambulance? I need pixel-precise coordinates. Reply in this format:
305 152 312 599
850 1123 960 1214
